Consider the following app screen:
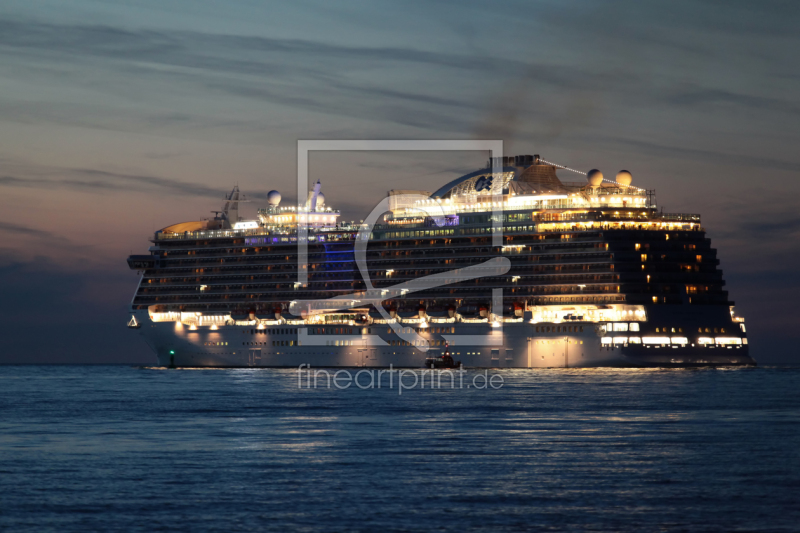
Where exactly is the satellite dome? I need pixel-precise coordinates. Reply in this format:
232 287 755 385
316 192 325 205
616 170 632 186
267 190 281 205
587 169 603 187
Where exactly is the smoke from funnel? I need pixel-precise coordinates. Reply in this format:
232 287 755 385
472 67 599 147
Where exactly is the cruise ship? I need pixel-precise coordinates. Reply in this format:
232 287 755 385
127 155 753 368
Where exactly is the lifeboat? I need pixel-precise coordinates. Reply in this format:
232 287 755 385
368 307 390 319
425 305 451 318
286 303 315 320
456 304 481 318
282 306 309 321
230 308 248 320
397 307 419 319
368 304 398 319
497 303 524 318
258 306 283 320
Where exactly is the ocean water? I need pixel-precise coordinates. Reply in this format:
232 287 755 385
0 366 798 532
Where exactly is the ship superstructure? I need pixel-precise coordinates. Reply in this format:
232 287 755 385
127 155 752 367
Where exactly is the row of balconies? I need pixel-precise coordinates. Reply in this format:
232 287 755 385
154 236 610 261
137 274 627 296
140 255 725 286
134 280 729 306
151 248 618 272
140 260 618 285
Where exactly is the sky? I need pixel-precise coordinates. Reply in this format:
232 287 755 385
0 0 798 364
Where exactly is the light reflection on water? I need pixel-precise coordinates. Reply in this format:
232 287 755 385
0 365 797 532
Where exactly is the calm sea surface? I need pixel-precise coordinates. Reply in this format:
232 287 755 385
0 365 798 532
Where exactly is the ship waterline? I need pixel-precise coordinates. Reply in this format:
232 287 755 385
128 154 753 368
133 309 751 369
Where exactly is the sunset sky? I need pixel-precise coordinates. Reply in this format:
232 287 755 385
1 0 798 364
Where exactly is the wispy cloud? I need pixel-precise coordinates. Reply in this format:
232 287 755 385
0 220 56 238
0 170 213 197
0 19 586 79
601 137 800 174
666 87 800 115
0 18 636 138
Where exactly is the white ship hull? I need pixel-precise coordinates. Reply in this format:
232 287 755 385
131 310 753 369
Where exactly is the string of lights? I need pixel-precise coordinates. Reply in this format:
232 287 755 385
540 158 647 192
539 158 587 176
602 178 646 192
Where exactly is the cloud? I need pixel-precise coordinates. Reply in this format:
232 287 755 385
600 137 800 174
0 257 150 363
0 19 513 77
0 224 89 267
0 18 604 80
741 215 800 237
0 18 636 138
666 87 800 115
703 190 800 240
0 220 56 238
0 159 300 218
0 165 232 198
143 151 186 160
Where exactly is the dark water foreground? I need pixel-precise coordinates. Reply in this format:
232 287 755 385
0 365 798 532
